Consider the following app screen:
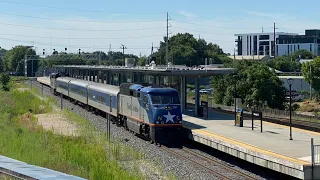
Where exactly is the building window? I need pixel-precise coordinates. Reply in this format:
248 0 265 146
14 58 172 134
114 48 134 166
298 45 300 49
259 35 270 40
310 44 312 52
250 36 252 55
247 36 249 55
294 45 296 51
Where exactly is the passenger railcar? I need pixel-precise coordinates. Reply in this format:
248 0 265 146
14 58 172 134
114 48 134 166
49 73 183 146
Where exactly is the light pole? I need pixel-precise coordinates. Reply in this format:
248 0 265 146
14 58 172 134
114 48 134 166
233 74 237 124
287 78 293 140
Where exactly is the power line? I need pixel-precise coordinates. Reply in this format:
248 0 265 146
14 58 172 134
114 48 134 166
171 27 234 36
0 0 166 14
0 21 164 31
0 38 158 51
0 11 165 24
0 32 163 40
0 36 234 50
171 19 274 30
170 12 281 25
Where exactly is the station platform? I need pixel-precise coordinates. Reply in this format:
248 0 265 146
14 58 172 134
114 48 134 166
182 111 320 180
35 76 319 179
0 155 85 179
36 76 50 86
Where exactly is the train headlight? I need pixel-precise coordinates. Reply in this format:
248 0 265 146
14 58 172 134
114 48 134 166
179 121 182 124
156 121 159 124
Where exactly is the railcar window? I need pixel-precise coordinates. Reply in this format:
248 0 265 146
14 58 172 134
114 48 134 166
150 95 180 104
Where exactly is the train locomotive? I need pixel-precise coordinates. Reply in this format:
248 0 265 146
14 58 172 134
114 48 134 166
49 73 183 145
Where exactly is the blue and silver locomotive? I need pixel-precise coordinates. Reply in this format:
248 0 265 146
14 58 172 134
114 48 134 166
119 83 183 145
49 73 183 145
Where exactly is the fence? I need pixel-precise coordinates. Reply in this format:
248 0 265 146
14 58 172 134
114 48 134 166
209 98 320 121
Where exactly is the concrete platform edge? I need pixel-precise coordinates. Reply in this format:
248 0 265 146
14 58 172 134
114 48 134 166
185 129 305 179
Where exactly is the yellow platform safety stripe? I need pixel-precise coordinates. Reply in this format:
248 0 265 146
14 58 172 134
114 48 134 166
183 125 309 165
260 119 320 136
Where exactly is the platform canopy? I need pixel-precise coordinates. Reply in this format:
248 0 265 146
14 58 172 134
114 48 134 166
54 65 236 77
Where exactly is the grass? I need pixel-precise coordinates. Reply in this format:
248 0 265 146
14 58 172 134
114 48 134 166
0 78 178 180
0 82 143 179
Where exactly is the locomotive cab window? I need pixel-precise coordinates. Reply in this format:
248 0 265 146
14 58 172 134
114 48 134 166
150 95 180 104
144 96 149 104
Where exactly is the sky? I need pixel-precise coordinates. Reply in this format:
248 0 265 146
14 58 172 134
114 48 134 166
0 0 319 56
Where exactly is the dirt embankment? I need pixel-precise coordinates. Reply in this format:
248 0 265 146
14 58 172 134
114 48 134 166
35 114 79 137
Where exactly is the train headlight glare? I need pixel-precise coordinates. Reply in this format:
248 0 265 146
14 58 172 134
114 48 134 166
179 121 182 124
156 121 159 124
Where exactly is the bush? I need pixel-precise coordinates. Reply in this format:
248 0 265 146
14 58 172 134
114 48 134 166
0 73 10 91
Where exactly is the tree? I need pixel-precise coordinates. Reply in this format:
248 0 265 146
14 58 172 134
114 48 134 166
211 61 286 109
154 33 229 66
0 48 7 72
267 56 301 72
292 49 315 60
0 73 10 91
137 56 147 66
3 46 36 75
302 57 320 99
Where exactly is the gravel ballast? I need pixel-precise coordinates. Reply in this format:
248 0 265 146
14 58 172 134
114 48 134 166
31 81 270 180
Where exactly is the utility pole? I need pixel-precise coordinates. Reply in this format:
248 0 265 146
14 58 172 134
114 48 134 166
274 22 276 58
166 12 171 65
262 27 264 33
120 44 127 66
310 64 313 100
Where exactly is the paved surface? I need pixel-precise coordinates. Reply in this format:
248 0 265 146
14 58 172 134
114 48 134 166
37 76 50 85
183 110 320 164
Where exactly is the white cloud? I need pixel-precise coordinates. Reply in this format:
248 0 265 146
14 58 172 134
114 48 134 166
177 10 197 18
247 11 284 19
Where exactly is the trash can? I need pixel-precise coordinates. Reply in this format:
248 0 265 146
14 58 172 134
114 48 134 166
198 106 204 117
235 109 244 127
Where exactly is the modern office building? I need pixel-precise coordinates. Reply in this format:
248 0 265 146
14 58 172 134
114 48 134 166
235 32 298 57
235 29 320 58
277 29 320 56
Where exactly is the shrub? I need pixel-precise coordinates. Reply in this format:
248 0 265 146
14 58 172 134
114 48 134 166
0 73 10 91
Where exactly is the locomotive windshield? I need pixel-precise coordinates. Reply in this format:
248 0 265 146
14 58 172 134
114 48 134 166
150 95 180 104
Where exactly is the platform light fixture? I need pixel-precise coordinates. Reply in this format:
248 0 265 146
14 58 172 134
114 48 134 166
287 78 293 140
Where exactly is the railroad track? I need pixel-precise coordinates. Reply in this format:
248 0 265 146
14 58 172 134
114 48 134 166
0 168 34 180
161 146 259 180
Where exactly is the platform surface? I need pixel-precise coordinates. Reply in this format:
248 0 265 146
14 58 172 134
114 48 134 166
183 110 320 165
37 76 50 85
0 155 86 180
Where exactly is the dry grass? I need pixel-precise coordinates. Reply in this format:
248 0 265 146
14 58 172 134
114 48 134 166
35 113 79 137
297 100 320 112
